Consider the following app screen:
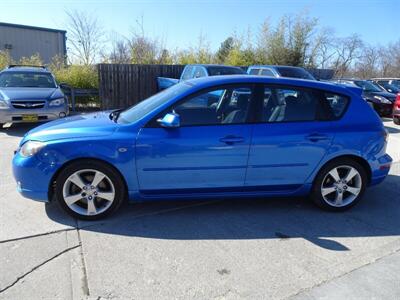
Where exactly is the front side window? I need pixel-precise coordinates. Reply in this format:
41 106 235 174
172 86 253 126
260 68 275 76
248 68 260 75
260 86 349 122
0 72 56 88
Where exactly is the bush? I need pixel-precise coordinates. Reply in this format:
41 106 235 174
51 65 98 89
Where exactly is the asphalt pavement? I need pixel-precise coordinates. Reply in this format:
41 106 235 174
0 119 399 299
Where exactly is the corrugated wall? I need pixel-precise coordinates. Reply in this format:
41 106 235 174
0 25 65 63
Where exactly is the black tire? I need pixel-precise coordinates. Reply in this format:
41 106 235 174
394 117 400 125
311 158 367 211
55 160 126 220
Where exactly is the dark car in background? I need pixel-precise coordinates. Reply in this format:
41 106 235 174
247 65 316 80
157 64 245 90
0 65 68 127
369 79 400 94
332 79 396 117
371 78 400 90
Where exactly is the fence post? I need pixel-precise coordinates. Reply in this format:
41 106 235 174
71 88 76 112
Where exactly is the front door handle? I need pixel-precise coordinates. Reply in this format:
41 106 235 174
306 133 329 142
220 135 244 145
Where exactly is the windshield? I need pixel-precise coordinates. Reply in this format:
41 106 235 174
117 82 192 124
0 72 57 88
276 67 315 80
354 80 382 92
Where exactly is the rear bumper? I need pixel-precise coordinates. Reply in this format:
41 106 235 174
0 106 68 124
369 154 393 186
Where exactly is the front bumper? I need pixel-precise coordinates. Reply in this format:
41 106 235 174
12 151 61 202
0 105 68 124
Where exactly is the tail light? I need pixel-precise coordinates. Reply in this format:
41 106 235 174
395 93 400 110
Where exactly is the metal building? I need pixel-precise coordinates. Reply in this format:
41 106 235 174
0 22 66 64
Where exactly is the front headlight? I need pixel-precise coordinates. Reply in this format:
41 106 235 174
373 95 392 104
19 141 46 157
49 98 65 106
0 100 9 109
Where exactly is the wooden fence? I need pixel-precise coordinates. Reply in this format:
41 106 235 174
98 64 335 109
98 64 184 109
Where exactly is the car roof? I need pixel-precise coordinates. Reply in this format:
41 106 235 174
187 64 243 69
1 66 51 74
249 65 304 69
186 75 355 95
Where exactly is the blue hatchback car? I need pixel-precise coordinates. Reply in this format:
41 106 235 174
13 75 392 220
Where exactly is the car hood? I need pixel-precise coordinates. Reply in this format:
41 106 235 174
22 111 119 144
0 87 62 101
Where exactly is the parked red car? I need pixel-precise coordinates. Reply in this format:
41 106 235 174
393 94 400 125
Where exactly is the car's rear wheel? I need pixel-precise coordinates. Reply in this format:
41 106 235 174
394 116 400 125
311 158 367 211
55 160 125 220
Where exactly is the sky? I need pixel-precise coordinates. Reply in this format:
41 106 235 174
1 0 399 51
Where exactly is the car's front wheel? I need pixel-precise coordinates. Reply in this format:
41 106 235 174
55 160 125 220
311 158 367 211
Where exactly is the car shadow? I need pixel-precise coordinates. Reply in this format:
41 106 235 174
45 172 400 252
385 125 400 134
0 123 39 137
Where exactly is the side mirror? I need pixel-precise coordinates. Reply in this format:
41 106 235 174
157 113 180 128
59 82 70 90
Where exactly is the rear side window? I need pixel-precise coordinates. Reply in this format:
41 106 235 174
260 86 348 122
323 93 349 119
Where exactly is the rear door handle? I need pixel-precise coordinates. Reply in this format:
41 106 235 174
220 135 244 145
306 133 329 142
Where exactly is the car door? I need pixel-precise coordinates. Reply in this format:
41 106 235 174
135 84 255 193
245 85 342 190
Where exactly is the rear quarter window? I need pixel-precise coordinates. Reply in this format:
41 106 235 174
323 93 349 119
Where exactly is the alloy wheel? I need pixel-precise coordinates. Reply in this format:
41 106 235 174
321 165 362 207
62 169 115 216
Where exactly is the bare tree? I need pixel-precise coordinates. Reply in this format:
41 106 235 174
331 34 364 78
66 10 104 65
353 45 380 78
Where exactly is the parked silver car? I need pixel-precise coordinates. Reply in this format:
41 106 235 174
0 65 68 127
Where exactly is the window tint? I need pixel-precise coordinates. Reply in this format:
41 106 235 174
181 66 194 80
260 69 275 76
172 86 252 126
193 67 207 78
261 87 317 122
249 68 260 75
324 93 349 118
260 86 349 122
